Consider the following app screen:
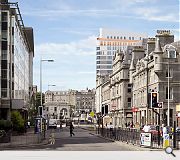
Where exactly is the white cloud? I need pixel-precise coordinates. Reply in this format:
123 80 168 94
133 7 179 22
35 35 96 56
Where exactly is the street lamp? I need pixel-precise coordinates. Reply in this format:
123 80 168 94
40 59 54 108
163 45 176 126
39 58 54 133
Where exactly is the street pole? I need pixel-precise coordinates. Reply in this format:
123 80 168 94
39 59 54 134
40 58 42 107
167 60 170 126
40 58 43 133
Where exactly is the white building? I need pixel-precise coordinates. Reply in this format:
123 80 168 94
96 28 147 76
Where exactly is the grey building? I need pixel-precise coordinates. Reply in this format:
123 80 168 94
0 0 34 120
130 30 180 127
44 88 95 120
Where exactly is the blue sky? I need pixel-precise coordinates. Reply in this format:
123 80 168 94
11 0 179 92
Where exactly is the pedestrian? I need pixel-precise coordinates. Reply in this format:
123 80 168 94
162 124 167 138
70 122 75 137
27 121 30 128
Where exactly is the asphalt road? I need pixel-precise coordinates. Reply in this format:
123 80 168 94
6 126 142 151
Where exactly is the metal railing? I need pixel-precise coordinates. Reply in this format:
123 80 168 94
97 127 180 149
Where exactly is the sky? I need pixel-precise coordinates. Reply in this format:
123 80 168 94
11 0 179 92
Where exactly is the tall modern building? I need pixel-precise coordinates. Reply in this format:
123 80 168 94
96 28 147 76
0 0 34 120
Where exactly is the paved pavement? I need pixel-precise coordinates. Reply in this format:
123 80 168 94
0 128 50 150
1 126 158 151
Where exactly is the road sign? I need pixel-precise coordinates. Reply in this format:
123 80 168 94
163 134 170 149
90 111 95 117
157 102 163 108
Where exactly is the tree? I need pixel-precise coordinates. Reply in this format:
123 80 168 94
11 111 25 133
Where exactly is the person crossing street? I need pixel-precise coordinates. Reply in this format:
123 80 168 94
70 122 75 137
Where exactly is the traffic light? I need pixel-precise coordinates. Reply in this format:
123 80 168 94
39 106 43 116
151 92 158 108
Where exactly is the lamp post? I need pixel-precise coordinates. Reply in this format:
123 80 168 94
40 59 54 108
40 58 54 133
167 59 170 127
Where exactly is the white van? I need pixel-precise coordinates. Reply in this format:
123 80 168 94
48 119 57 129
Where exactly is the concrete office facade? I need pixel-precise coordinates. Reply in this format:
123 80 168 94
0 1 34 120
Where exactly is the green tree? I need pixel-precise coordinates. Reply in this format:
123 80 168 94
11 111 25 133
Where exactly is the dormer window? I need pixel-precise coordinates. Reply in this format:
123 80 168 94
168 49 176 58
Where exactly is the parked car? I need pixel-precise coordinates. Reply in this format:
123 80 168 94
142 125 161 135
176 127 180 133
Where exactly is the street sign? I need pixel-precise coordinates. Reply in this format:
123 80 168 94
163 134 170 149
90 111 95 117
157 102 163 108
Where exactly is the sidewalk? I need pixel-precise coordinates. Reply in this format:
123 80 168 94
0 128 51 149
79 125 163 151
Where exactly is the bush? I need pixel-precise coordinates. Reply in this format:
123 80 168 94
0 120 12 131
11 111 25 133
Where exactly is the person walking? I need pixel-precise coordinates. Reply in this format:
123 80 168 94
70 122 75 137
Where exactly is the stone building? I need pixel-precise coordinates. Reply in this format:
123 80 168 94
44 88 95 120
110 49 133 127
130 30 180 127
95 30 180 128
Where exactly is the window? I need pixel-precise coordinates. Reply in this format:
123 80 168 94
128 88 131 93
1 79 7 88
54 107 57 112
132 37 134 40
150 56 153 60
166 68 173 78
1 41 7 50
128 98 131 102
129 37 131 40
1 12 7 21
97 56 100 59
1 60 7 69
166 87 173 99
128 98 131 108
168 50 176 58
96 47 100 50
124 36 126 40
2 31 7 40
1 70 7 78
47 107 49 111
2 22 7 30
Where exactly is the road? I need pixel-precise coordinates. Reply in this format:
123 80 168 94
6 126 142 151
